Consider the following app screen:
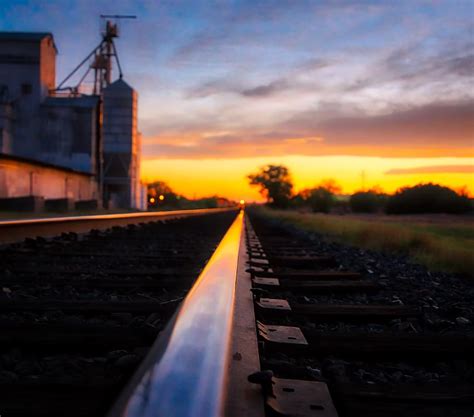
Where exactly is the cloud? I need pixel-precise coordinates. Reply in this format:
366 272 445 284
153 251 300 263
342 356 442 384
283 99 474 148
443 54 474 77
4 0 473 176
142 130 325 159
182 40 474 105
186 77 292 99
385 165 474 175
184 55 336 100
296 58 332 71
186 76 294 99
241 79 289 97
352 42 474 93
142 99 474 159
393 52 474 86
185 79 241 98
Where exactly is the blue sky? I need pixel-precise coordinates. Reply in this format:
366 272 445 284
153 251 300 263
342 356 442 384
1 0 473 164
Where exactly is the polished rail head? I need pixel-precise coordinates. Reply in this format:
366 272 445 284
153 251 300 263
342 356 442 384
110 210 244 417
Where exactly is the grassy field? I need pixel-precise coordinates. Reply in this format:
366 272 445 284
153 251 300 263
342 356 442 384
254 207 474 278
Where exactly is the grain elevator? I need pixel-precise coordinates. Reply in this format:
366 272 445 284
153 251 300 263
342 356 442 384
0 20 146 211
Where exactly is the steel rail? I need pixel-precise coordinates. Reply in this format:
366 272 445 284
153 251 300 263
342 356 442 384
0 207 237 244
0 208 237 227
108 210 245 417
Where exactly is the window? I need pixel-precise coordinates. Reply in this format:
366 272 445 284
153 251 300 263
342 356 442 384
21 83 32 95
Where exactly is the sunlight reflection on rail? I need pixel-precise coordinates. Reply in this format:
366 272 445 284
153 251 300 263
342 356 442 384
120 210 244 417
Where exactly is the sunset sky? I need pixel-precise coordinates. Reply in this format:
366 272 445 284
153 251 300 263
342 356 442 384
2 0 473 201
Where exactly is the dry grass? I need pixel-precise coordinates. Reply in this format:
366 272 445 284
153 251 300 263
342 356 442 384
255 207 474 278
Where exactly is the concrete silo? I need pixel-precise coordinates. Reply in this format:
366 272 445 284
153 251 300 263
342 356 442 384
102 78 142 209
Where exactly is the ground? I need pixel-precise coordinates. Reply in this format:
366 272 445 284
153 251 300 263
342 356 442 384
254 207 474 278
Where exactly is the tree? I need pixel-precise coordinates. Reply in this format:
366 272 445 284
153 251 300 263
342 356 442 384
385 183 471 214
299 179 342 213
303 187 334 213
319 179 342 195
147 181 179 207
248 164 293 208
148 181 173 197
350 189 388 213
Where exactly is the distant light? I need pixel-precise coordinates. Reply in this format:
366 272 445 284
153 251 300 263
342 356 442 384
239 199 245 205
149 197 156 204
159 194 165 201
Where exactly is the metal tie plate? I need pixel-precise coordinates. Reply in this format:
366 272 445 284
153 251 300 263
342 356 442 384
250 254 268 260
257 321 308 345
256 298 291 311
253 277 280 286
250 266 274 274
248 258 270 266
268 377 338 417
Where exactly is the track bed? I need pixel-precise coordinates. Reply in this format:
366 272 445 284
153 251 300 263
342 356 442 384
0 211 237 417
247 210 474 417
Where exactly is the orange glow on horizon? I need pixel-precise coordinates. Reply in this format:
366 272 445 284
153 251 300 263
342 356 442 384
141 156 474 201
142 133 474 160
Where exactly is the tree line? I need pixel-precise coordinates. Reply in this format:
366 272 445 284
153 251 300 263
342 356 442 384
147 181 234 210
247 164 472 214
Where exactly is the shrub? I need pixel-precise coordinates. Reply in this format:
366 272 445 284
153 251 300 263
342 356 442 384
296 179 342 213
289 194 306 209
385 183 471 214
306 187 335 213
350 191 387 213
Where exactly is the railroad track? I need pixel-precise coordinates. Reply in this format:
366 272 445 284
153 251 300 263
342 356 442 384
246 210 474 417
0 208 238 417
0 207 473 417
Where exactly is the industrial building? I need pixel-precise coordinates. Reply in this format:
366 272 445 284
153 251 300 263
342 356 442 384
0 24 146 211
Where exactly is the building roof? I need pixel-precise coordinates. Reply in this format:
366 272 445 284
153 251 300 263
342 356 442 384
0 32 52 41
107 78 134 91
0 31 58 52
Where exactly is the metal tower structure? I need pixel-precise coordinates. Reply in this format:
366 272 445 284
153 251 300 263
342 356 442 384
53 15 136 96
